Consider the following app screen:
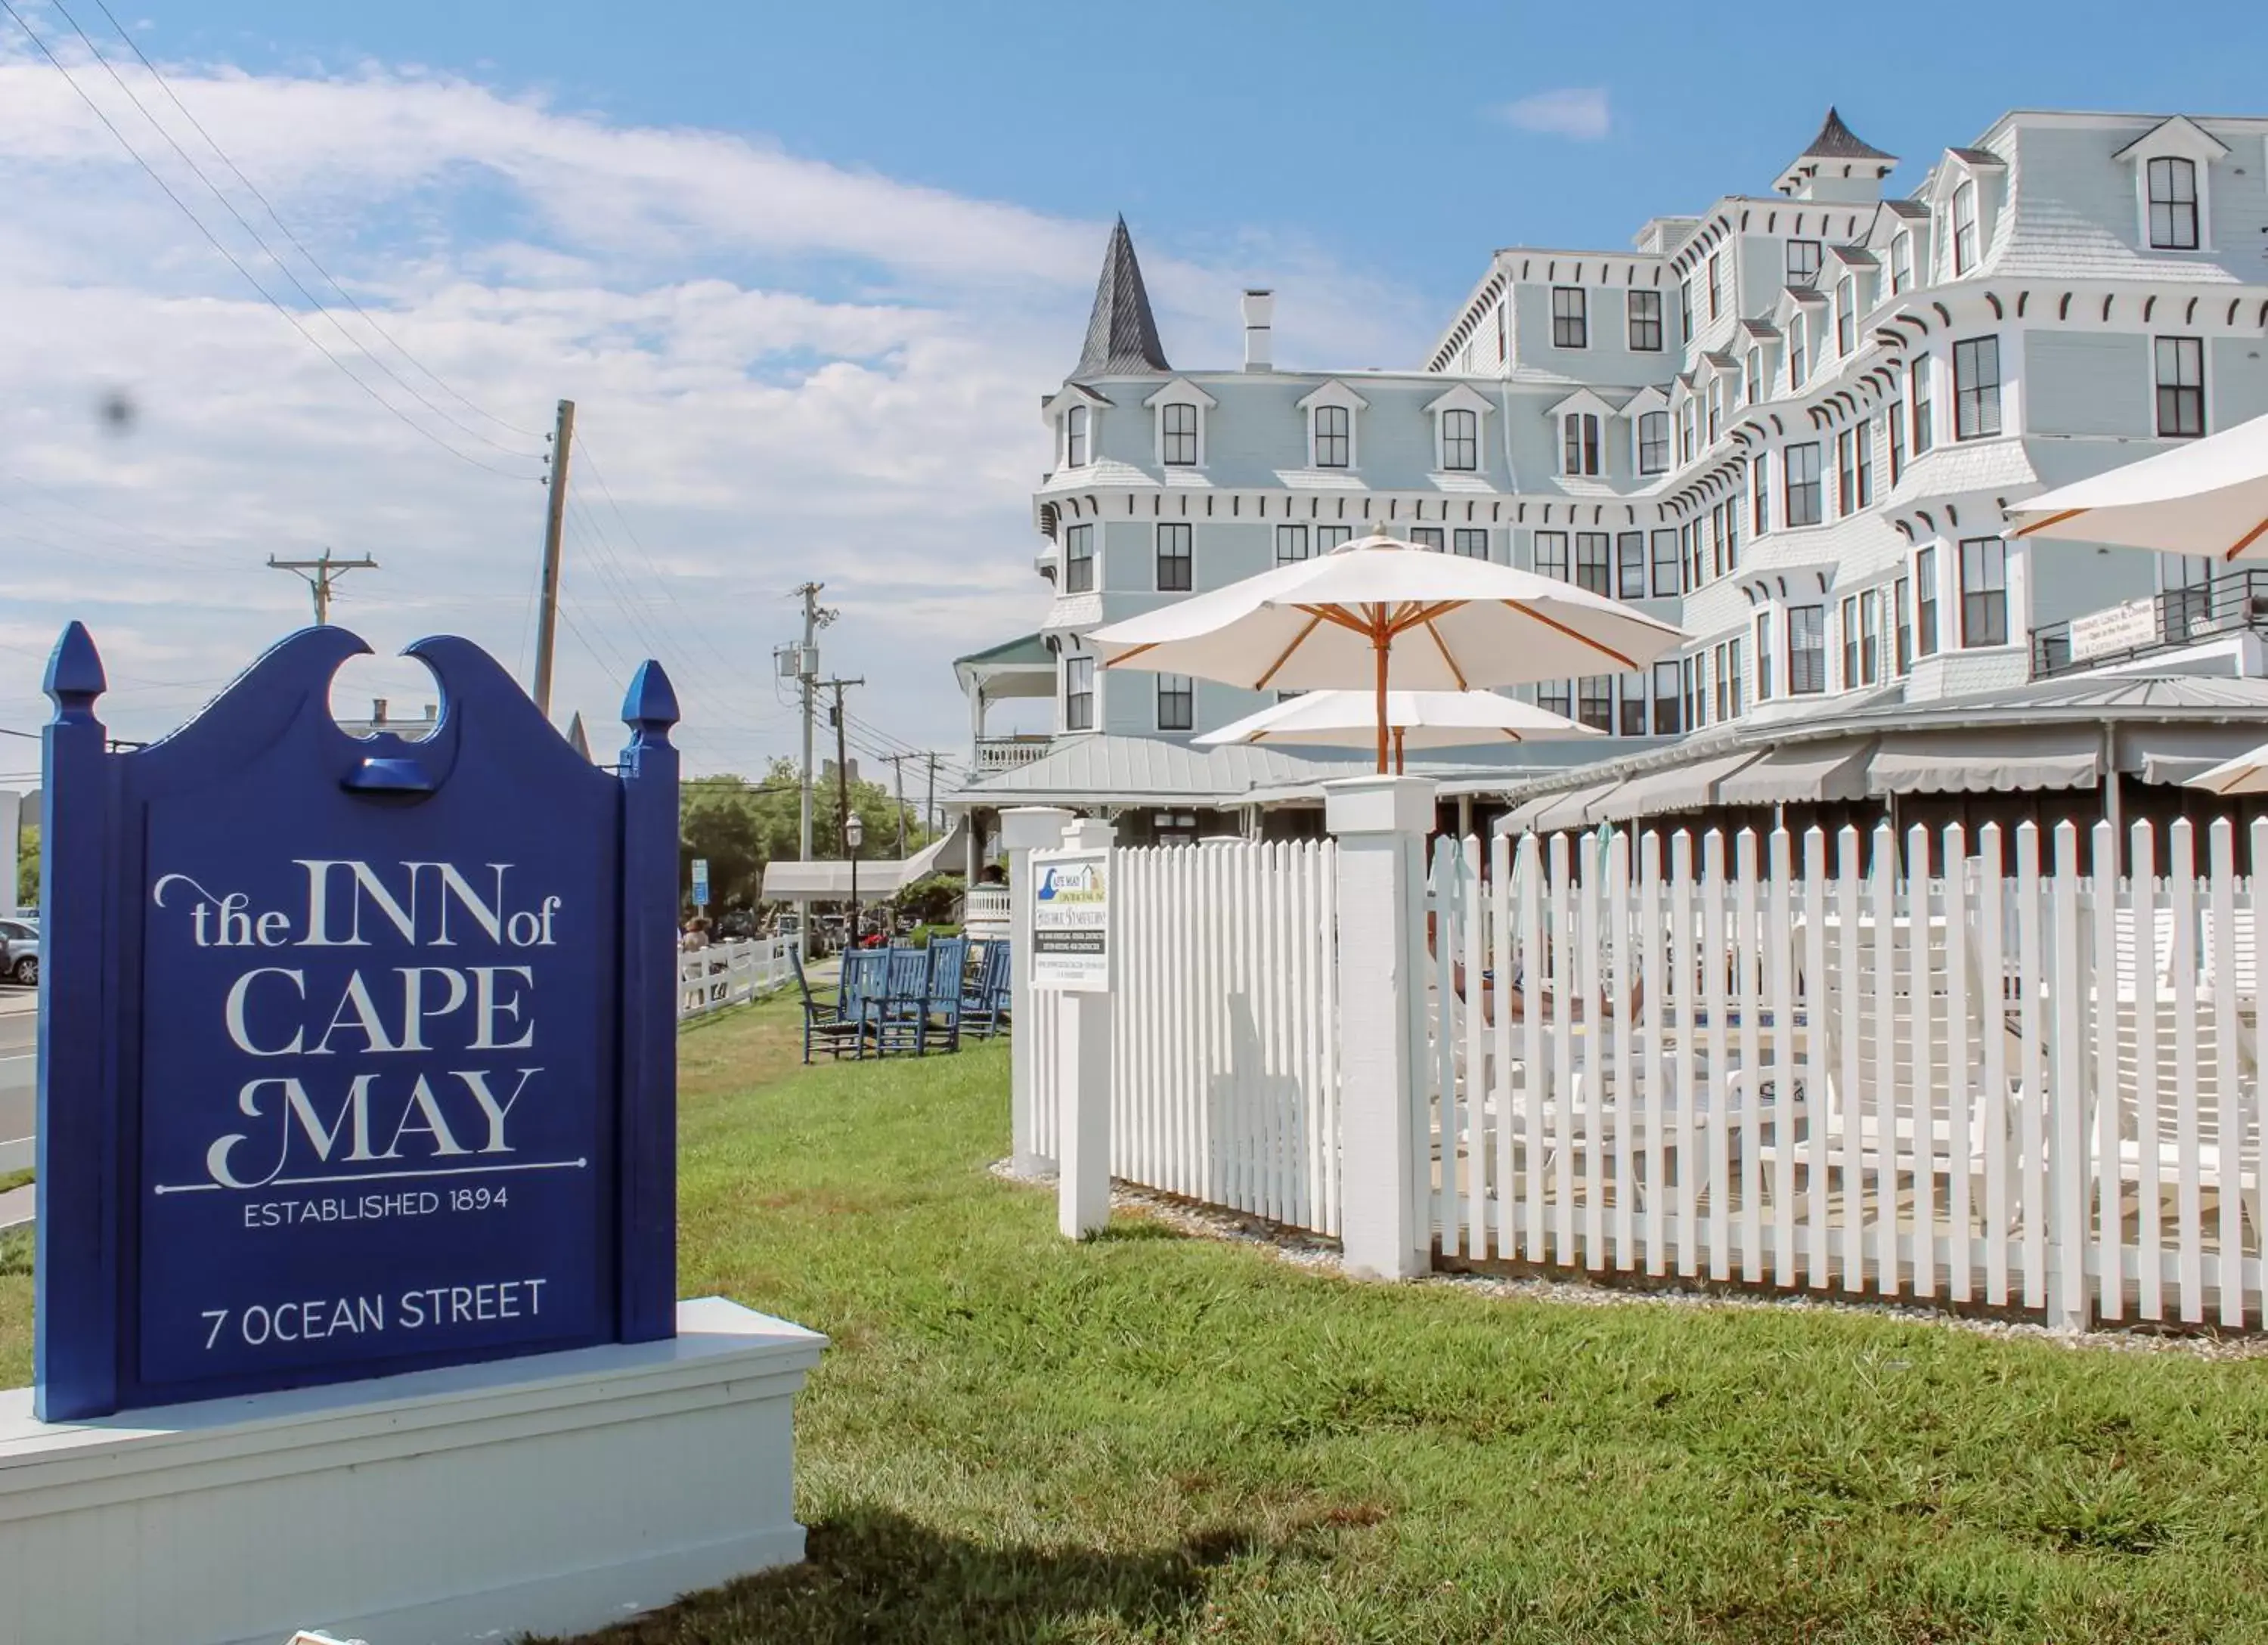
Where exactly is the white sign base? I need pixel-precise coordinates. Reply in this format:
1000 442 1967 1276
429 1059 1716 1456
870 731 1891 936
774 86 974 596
0 1296 824 1645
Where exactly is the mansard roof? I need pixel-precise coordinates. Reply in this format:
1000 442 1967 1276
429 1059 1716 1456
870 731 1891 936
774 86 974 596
1802 107 1897 163
1075 216 1171 377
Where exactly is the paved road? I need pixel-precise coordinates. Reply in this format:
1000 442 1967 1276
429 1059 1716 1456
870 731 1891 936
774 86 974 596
0 995 33 1154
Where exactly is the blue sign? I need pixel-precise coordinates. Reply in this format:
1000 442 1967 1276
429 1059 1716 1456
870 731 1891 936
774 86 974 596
691 857 710 908
35 624 682 1420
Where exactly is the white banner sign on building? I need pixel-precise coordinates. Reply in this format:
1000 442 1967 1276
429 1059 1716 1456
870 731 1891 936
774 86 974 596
2068 597 2160 661
1029 847 1109 991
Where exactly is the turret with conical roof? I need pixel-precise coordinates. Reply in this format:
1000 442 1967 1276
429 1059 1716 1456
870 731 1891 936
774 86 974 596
1074 216 1171 378
1774 107 1899 203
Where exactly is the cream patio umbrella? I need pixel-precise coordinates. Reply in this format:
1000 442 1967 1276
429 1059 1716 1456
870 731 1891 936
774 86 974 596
1193 688 1601 773
2009 410 2268 560
2184 742 2268 797
1089 528 1687 773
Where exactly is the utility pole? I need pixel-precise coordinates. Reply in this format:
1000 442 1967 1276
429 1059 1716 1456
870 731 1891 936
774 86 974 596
785 584 832 864
819 676 864 853
885 754 909 860
267 549 376 625
532 398 576 720
923 751 939 842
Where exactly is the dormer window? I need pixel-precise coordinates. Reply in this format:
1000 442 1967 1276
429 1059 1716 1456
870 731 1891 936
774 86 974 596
1745 346 1764 403
1143 379 1216 469
1161 404 1198 465
1835 275 1856 356
1706 380 1723 445
1789 313 1808 389
1562 414 1601 477
1442 409 1477 470
1637 410 1668 475
1890 231 1913 293
2148 157 2200 250
1426 383 1492 473
1298 379 1368 470
1951 181 1978 274
1064 404 1089 468
2118 117 2226 253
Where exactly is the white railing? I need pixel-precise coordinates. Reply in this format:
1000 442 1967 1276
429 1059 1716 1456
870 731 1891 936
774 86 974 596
964 884 1012 931
1424 818 2267 1328
1030 841 1341 1234
678 936 796 1019
974 737 1053 772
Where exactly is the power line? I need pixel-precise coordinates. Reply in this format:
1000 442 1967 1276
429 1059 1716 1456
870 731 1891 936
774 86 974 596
0 1 541 482
47 0 541 462
85 0 543 445
569 433 747 684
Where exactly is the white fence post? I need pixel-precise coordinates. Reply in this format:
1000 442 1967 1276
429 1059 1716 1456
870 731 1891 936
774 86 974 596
1055 816 1117 1238
1002 805 1072 1173
1326 775 1435 1281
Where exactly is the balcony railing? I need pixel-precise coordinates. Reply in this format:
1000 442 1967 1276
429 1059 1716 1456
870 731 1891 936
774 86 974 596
962 884 1012 931
2030 570 2268 680
973 736 1054 772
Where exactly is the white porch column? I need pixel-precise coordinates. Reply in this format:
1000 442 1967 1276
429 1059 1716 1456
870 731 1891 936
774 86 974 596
1055 816 1116 1238
1001 804 1072 1172
1325 775 1436 1281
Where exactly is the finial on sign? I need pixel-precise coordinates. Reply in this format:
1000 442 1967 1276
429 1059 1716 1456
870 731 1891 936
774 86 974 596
44 621 107 717
621 659 680 742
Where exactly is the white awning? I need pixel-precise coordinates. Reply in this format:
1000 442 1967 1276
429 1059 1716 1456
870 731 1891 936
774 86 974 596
1715 740 1874 807
760 820 966 901
1867 730 2101 796
1516 779 1624 833
1594 749 1761 822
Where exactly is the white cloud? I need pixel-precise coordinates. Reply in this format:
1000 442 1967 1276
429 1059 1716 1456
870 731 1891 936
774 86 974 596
0 40 1433 781
1494 88 1610 142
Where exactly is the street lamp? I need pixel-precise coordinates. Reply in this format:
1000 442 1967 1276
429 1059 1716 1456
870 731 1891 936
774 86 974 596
845 812 864 950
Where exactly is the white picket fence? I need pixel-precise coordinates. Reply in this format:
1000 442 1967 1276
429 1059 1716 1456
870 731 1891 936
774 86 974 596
1424 817 2268 1328
678 936 796 1019
1030 841 1343 1234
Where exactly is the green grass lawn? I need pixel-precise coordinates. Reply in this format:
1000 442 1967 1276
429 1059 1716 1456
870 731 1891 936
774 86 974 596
4 1004 2268 1640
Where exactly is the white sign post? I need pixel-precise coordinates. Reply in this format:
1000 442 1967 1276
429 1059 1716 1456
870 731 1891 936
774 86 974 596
1033 821 1114 1237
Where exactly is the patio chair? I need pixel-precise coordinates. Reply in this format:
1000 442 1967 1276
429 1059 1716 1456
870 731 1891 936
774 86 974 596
962 940 1012 1038
790 943 873 1064
1797 907 2034 1236
921 934 970 1052
870 944 934 1056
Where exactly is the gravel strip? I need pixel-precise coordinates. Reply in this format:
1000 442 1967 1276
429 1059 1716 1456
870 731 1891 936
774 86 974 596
991 1159 2268 1361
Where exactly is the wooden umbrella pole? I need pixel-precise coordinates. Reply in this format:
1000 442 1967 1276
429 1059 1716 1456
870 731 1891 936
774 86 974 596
1393 726 1405 775
1372 615 1390 774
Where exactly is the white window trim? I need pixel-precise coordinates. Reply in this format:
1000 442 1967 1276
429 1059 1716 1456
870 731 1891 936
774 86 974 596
1424 383 1494 474
2116 115 2229 254
1142 377 1219 469
1061 652 1098 734
1049 383 1110 472
1296 379 1369 470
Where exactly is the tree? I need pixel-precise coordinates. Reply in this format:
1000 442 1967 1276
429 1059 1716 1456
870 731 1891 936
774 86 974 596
14 823 34 909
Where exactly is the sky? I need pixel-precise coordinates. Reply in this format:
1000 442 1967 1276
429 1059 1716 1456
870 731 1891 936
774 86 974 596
3 0 2267 788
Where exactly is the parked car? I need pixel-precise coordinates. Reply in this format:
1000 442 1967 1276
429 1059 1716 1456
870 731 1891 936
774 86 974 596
0 919 36 985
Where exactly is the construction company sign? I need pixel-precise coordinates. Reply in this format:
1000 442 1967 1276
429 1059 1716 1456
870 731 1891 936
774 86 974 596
1030 848 1110 992
35 624 683 1420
